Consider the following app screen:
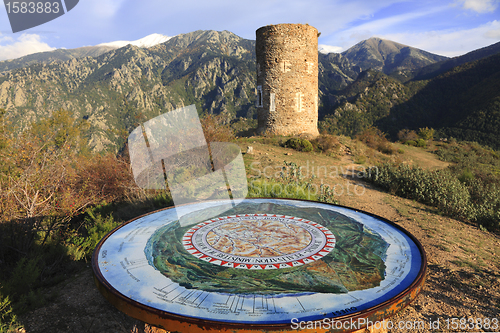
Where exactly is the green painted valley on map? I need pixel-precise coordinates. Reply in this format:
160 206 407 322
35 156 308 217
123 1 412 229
146 202 389 294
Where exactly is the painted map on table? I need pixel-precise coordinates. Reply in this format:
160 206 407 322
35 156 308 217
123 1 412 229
146 201 388 294
97 198 422 325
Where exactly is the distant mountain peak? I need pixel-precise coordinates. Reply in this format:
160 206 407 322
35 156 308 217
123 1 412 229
341 37 448 75
97 33 173 49
345 37 410 58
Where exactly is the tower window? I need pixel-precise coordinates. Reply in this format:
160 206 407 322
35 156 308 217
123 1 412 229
307 62 314 74
256 85 263 107
270 93 276 112
296 92 303 112
281 60 292 73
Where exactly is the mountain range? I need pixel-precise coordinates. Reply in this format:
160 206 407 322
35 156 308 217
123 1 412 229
322 39 500 147
0 30 499 150
0 33 173 74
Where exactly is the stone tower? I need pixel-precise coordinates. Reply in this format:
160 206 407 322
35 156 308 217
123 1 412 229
255 23 319 137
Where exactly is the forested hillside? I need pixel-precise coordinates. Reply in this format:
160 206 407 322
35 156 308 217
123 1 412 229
382 52 500 148
319 50 500 149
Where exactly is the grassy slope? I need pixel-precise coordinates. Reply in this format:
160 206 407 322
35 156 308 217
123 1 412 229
14 137 500 333
239 137 500 329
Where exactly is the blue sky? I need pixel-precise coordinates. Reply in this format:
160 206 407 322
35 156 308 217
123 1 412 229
0 0 499 61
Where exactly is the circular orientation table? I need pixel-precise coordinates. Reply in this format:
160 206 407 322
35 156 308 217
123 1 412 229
92 198 426 332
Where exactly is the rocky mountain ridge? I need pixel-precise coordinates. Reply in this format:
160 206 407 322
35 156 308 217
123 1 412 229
0 34 173 74
0 45 117 74
1 29 497 151
0 30 258 151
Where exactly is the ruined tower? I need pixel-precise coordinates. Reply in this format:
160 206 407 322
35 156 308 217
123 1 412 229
255 23 319 137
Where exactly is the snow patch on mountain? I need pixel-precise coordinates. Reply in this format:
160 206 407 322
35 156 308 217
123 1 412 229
319 44 344 54
98 33 173 48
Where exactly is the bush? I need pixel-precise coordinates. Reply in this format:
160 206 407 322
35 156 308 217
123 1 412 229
65 209 120 261
418 127 435 140
357 127 394 155
364 163 499 229
405 140 417 146
466 177 500 230
200 113 236 143
0 294 22 333
397 129 419 142
416 138 427 147
282 138 313 152
458 169 474 183
311 134 340 153
365 164 470 220
377 142 395 155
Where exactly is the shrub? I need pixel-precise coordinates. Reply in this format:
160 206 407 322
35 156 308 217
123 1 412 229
397 129 419 142
0 294 22 333
248 178 315 200
354 155 367 164
466 177 500 230
418 127 435 140
377 142 395 155
416 139 427 147
311 134 340 153
282 138 313 152
65 209 120 261
405 140 417 146
200 113 236 143
364 163 499 229
365 164 471 220
458 169 474 183
248 161 315 201
5 258 41 299
357 127 394 155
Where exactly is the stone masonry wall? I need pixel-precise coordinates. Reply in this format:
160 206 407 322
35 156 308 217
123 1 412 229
256 23 319 137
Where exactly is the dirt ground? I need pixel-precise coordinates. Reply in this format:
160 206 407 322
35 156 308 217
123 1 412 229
17 142 500 333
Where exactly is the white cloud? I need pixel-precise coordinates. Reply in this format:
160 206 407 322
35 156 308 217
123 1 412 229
484 23 500 38
318 44 343 54
343 5 450 37
0 34 14 43
381 20 500 56
0 34 56 61
317 5 450 52
456 0 499 13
